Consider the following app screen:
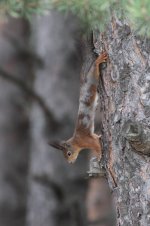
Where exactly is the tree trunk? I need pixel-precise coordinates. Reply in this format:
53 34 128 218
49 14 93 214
26 13 88 226
0 18 31 226
95 17 150 226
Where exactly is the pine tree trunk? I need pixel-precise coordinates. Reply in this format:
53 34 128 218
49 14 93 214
95 17 150 226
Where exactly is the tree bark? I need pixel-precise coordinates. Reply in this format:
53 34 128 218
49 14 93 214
95 16 150 226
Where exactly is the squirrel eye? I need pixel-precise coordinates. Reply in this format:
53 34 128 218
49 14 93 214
67 151 71 157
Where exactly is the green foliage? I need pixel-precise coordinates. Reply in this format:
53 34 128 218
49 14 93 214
0 0 50 19
126 0 150 36
51 0 115 32
0 0 150 36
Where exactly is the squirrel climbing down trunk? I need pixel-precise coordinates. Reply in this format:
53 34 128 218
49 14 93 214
49 52 107 163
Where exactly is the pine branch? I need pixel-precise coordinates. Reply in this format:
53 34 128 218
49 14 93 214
0 1 149 35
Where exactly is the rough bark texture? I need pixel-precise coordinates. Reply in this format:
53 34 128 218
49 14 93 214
95 17 150 226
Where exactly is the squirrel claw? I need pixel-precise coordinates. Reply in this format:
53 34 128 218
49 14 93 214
96 52 108 65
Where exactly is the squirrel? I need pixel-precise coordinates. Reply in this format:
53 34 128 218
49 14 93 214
49 52 107 163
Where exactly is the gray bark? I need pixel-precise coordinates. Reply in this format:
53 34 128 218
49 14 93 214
95 17 150 226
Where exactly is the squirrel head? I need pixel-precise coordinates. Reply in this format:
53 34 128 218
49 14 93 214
49 140 80 163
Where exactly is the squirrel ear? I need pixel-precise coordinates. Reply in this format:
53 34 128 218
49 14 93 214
49 141 66 152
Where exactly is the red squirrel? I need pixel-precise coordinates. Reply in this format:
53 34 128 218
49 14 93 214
50 52 107 163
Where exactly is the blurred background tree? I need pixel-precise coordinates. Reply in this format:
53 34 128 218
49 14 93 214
0 1 149 226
